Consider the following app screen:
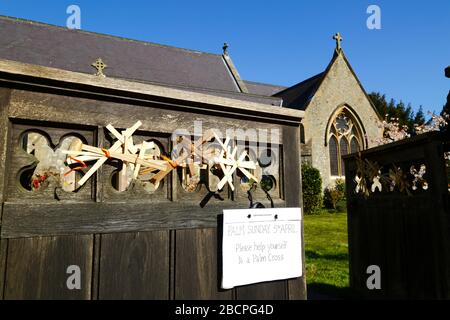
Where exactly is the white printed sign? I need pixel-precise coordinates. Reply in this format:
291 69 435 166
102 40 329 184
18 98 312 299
221 207 302 289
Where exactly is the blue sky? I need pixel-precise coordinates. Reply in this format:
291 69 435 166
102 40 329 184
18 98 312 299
1 0 449 114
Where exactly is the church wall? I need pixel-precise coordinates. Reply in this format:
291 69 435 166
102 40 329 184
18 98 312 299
302 53 382 189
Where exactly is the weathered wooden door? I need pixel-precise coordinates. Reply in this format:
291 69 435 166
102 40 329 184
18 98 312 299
0 60 306 300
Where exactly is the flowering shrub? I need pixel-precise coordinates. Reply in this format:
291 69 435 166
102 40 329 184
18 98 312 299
372 112 449 161
373 116 410 146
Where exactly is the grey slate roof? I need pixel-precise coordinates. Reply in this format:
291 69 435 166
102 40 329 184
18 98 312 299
274 72 325 110
0 16 335 107
176 85 283 106
0 16 241 93
244 80 287 96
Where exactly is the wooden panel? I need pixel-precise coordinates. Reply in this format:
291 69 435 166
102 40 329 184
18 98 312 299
0 88 10 300
233 125 302 300
0 88 11 205
365 201 384 299
90 234 101 300
345 133 450 299
175 228 232 299
0 72 306 301
0 239 7 299
0 60 304 125
9 90 283 139
236 281 286 300
347 199 367 295
282 126 301 207
98 231 169 300
282 125 306 300
383 200 406 298
2 200 285 238
4 235 93 300
169 230 176 300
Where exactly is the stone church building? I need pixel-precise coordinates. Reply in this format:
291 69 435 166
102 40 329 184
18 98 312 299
0 16 381 189
273 40 383 188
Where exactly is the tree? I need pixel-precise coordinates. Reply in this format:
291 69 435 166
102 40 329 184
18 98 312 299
368 92 427 133
414 106 426 126
368 92 388 116
442 91 450 131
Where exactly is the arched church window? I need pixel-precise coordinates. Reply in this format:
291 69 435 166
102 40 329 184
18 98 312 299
328 109 363 176
350 137 360 154
329 136 339 176
339 137 348 174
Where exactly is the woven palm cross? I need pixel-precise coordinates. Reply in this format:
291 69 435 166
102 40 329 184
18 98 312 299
63 121 167 187
214 134 258 191
142 129 217 186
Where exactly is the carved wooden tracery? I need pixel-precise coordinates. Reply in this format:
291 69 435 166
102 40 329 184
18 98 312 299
13 123 282 206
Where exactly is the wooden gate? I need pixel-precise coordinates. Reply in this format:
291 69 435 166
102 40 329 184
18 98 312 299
344 132 450 299
0 59 306 300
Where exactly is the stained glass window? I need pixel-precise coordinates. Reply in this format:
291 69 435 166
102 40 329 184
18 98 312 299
329 136 339 176
328 110 363 176
340 137 348 174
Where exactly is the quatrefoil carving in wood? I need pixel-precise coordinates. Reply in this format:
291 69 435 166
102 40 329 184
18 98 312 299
19 131 87 192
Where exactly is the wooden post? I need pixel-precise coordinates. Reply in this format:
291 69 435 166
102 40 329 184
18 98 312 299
0 88 11 300
282 124 307 300
0 89 11 211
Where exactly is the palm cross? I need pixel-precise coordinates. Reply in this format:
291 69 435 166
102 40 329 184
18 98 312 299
214 134 258 191
63 121 166 187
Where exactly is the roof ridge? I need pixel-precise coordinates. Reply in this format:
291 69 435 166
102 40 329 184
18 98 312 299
0 15 222 58
113 73 283 100
243 79 287 88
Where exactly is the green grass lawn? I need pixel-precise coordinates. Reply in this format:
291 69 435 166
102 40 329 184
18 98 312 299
304 210 351 299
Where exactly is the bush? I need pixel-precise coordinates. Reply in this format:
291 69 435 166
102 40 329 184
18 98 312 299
324 179 346 211
301 164 323 214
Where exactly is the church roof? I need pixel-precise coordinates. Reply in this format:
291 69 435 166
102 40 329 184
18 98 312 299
0 16 241 92
273 72 325 110
0 15 285 106
244 80 287 96
0 16 377 112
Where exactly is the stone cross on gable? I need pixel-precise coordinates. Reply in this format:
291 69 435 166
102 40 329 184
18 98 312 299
223 42 229 56
92 58 107 77
333 32 343 51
